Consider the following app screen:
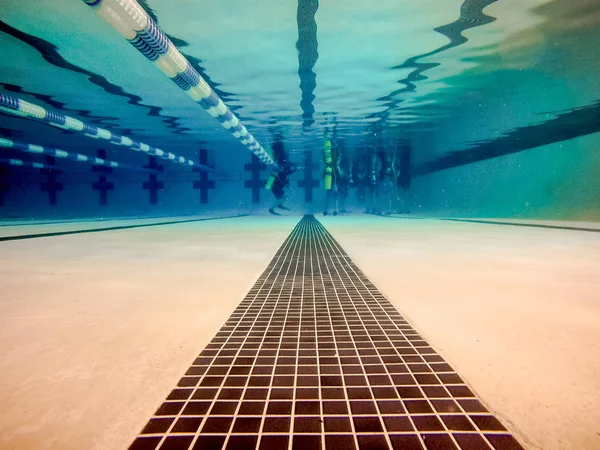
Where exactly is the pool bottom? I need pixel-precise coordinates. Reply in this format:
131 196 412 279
0 215 598 449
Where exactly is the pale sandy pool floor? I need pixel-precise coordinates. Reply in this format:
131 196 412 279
0 214 598 450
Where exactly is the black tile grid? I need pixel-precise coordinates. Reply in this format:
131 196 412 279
129 215 525 450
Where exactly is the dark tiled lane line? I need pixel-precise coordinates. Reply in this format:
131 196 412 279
0 214 249 242
440 218 600 233
380 214 600 233
129 215 524 450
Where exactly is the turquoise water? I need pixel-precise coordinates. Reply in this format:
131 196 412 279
0 0 599 220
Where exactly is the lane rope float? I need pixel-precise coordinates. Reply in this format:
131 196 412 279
0 92 216 172
0 137 158 172
81 0 277 168
0 157 57 170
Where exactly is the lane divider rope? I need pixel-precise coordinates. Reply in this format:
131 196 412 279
0 157 56 170
0 93 216 172
81 0 277 168
0 137 157 172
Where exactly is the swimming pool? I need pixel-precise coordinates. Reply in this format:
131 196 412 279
1 1 599 449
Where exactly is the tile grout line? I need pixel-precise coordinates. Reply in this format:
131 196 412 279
155 218 303 448
320 220 505 448
318 220 461 448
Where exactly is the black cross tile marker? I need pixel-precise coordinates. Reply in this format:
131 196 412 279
244 154 266 204
92 150 114 205
40 156 63 206
0 165 9 207
92 176 114 206
142 156 164 205
298 151 319 203
193 149 215 204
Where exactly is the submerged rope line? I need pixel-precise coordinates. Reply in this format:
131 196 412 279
81 0 277 168
0 157 56 170
0 93 216 173
0 137 158 172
